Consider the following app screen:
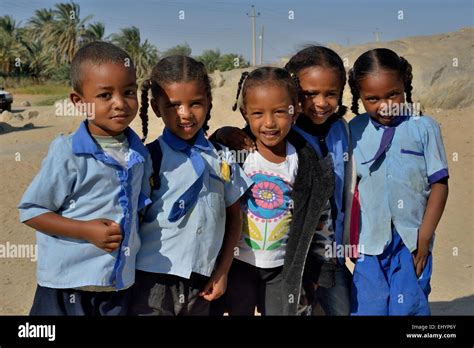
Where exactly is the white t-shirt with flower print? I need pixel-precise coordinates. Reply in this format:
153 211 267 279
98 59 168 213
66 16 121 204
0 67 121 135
235 141 298 268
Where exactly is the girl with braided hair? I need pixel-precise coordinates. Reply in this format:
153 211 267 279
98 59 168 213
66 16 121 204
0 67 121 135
348 48 449 315
212 46 355 316
130 55 253 315
284 46 354 317
210 67 335 315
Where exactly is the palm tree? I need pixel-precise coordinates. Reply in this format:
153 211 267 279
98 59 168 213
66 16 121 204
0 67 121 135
197 49 221 73
0 15 19 36
27 8 54 42
111 26 159 79
217 53 249 71
0 15 24 75
85 22 105 42
49 1 92 64
21 39 53 82
162 43 192 57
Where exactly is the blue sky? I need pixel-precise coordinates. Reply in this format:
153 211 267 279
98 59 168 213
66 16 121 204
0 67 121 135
3 0 473 63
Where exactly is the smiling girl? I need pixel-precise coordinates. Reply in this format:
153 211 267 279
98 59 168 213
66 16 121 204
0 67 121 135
348 48 449 315
129 56 253 316
213 67 334 315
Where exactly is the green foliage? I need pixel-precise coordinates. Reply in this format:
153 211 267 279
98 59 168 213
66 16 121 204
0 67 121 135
217 53 249 71
49 64 71 82
36 95 69 106
0 3 247 88
10 84 70 95
111 26 159 79
85 22 105 42
162 43 192 57
196 49 221 73
196 50 249 73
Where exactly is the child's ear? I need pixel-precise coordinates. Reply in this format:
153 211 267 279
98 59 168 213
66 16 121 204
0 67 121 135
70 91 82 106
239 107 248 123
70 92 87 117
150 98 161 118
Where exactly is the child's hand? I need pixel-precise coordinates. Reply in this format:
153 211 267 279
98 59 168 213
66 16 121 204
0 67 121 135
412 240 430 277
199 269 228 301
82 219 123 252
216 126 256 152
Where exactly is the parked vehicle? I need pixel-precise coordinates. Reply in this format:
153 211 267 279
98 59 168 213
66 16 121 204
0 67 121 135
0 86 13 112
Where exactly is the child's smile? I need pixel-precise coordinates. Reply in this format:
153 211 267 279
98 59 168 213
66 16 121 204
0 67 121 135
260 129 282 140
153 81 209 141
70 62 138 136
242 84 294 158
177 119 198 136
358 70 405 126
298 67 342 125
110 114 131 122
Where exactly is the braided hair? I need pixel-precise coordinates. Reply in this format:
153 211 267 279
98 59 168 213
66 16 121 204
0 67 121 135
285 45 347 118
232 71 249 111
232 67 299 115
348 48 415 115
139 55 213 141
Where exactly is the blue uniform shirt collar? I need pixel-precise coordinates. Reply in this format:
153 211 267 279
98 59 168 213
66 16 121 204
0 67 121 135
72 120 148 158
162 127 212 152
369 115 410 129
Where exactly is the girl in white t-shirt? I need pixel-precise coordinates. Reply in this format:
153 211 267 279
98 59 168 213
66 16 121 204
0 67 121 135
211 67 334 315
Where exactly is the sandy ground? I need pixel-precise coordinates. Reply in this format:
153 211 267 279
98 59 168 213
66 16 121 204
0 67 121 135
0 88 472 315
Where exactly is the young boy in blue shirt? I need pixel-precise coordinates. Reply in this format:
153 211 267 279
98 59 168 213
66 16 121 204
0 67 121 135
18 41 151 315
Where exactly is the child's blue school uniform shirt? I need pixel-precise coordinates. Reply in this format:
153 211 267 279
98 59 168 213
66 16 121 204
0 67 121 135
349 114 449 255
293 118 349 262
18 121 151 290
137 133 253 279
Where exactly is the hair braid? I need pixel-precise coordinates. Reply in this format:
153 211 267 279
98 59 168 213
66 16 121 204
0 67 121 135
139 79 151 142
198 61 213 134
232 71 249 111
348 69 360 115
400 56 413 104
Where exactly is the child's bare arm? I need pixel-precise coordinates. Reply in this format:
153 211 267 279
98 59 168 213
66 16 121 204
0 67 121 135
200 200 242 301
413 180 449 276
216 200 243 273
25 212 122 253
215 126 256 151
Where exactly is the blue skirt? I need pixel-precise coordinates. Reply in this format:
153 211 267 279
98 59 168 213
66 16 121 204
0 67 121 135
351 229 432 315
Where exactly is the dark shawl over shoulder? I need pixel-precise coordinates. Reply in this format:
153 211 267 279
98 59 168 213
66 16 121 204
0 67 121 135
211 126 335 315
279 129 334 315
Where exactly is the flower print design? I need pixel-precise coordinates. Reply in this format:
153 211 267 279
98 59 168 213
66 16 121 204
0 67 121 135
247 172 291 221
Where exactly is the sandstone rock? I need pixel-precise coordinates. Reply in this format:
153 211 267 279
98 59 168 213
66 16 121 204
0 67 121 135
28 111 39 119
0 111 13 122
13 113 24 121
211 71 225 88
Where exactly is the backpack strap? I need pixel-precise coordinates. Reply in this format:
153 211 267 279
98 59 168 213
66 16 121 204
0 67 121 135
146 139 163 191
210 140 222 152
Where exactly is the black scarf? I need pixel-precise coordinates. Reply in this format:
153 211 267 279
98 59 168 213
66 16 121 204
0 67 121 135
295 113 340 138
